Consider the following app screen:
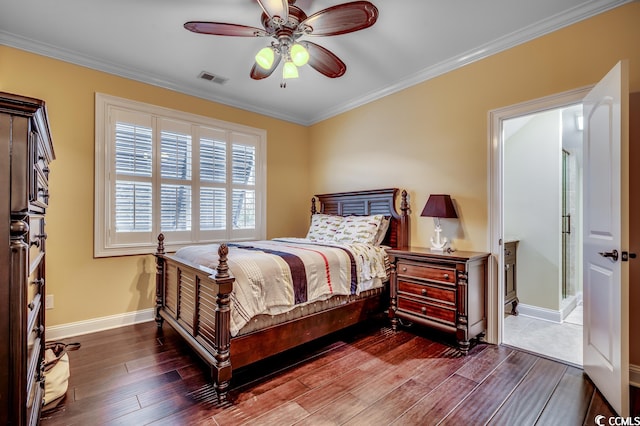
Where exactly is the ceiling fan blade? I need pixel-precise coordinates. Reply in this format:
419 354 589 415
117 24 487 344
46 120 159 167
301 1 378 36
250 54 282 80
304 42 346 78
256 0 289 22
184 21 268 37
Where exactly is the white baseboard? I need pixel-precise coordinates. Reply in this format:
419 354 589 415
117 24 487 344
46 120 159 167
46 308 155 341
516 303 563 323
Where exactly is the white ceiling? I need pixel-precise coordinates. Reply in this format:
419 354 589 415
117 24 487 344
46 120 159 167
0 0 630 125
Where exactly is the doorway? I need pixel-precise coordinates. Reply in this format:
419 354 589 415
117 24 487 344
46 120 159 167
486 86 593 358
500 104 584 366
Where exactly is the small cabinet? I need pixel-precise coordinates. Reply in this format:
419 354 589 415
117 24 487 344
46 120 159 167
504 240 519 315
388 247 489 354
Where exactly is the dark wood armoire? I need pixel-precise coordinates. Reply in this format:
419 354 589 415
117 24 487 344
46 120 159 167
0 92 55 425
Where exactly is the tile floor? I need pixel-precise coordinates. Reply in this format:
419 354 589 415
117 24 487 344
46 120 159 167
503 304 583 366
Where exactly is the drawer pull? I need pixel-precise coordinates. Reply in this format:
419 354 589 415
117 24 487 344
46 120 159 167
401 267 407 272
443 273 450 280
421 289 427 296
421 307 427 314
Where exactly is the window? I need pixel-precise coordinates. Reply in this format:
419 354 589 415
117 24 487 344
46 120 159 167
95 93 266 257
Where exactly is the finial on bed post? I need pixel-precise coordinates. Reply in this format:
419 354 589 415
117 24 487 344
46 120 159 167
154 234 166 327
216 243 230 278
311 197 317 215
400 190 410 249
156 233 165 255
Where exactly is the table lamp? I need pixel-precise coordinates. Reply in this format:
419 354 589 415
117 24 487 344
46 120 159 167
421 194 458 251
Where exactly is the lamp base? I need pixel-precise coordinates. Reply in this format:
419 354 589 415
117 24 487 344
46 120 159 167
430 225 448 252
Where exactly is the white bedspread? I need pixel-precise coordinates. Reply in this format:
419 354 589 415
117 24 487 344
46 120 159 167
174 238 389 336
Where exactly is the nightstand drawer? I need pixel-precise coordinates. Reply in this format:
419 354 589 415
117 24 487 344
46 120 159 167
397 261 456 285
397 297 456 325
398 280 455 306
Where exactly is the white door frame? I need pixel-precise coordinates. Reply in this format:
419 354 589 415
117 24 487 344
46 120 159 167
486 86 592 345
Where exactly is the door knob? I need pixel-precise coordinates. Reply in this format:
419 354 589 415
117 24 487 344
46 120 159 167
599 249 619 261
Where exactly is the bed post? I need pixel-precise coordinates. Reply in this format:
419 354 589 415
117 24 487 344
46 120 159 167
212 243 234 402
311 197 317 215
155 233 166 328
399 190 410 249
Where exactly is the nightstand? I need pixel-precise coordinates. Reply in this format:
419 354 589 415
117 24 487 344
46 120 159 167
387 247 489 354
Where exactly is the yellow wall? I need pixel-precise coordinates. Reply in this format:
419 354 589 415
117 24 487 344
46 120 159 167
0 46 311 326
308 2 640 359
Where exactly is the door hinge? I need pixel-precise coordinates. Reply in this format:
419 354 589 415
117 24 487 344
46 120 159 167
621 251 637 262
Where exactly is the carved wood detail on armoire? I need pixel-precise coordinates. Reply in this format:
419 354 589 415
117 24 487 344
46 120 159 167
0 92 55 425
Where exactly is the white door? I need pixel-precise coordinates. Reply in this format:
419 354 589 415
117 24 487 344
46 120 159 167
583 60 629 416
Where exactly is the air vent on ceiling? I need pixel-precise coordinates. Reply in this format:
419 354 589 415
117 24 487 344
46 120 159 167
198 71 228 85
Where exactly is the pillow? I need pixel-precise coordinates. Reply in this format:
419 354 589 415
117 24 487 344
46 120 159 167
334 214 384 245
306 214 344 241
374 216 391 246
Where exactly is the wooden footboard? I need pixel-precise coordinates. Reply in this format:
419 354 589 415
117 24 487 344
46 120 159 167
155 236 386 402
155 234 235 399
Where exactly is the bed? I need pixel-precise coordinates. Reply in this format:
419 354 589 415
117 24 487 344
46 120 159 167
154 188 409 401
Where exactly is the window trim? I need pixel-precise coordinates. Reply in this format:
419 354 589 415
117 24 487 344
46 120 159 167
95 93 267 257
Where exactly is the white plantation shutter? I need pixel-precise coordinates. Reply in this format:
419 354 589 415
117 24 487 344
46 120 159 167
115 181 152 232
198 128 228 240
114 121 153 232
200 187 226 230
158 120 193 242
108 110 155 247
95 94 266 257
229 133 260 240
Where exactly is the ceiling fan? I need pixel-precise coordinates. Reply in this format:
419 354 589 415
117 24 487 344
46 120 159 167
184 0 379 87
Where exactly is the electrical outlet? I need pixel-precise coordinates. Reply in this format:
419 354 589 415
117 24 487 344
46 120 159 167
45 294 54 309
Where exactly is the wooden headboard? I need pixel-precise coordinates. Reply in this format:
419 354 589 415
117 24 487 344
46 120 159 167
311 188 409 249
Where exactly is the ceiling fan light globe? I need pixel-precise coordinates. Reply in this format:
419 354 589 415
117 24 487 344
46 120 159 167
283 61 299 79
255 47 275 70
290 43 310 67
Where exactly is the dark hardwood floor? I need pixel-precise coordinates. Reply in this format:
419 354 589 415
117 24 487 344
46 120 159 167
41 318 618 425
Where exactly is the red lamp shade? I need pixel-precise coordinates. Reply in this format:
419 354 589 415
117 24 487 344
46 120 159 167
420 194 458 219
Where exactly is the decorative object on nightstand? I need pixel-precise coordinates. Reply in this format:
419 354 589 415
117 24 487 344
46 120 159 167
421 194 458 252
387 247 489 354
